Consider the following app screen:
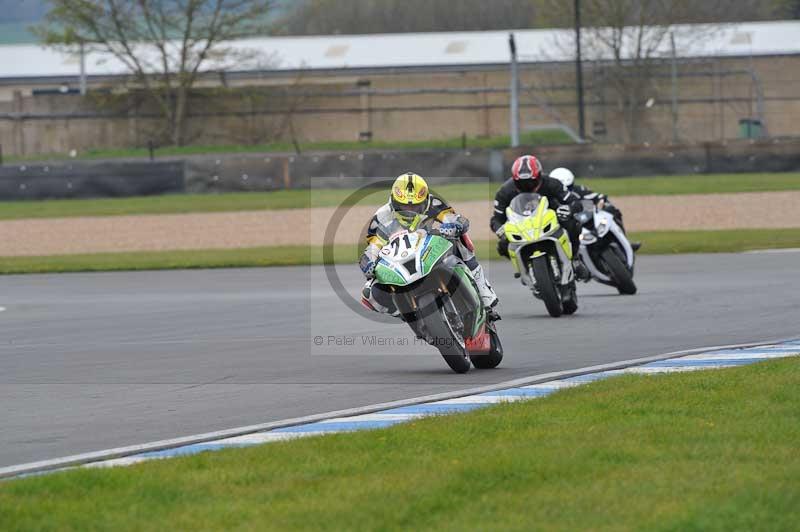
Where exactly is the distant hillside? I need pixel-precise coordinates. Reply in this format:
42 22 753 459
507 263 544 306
2 0 794 46
0 0 296 44
0 22 36 44
0 0 296 23
0 0 48 23
0 0 46 42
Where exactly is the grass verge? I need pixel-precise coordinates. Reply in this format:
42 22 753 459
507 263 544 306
6 130 573 163
1 228 799 275
2 358 799 530
1 173 798 221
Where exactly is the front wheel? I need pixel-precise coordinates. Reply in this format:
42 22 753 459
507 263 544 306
600 247 637 295
562 282 579 315
531 255 563 317
420 294 471 373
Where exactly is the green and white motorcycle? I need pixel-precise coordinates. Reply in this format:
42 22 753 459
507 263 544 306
373 224 503 373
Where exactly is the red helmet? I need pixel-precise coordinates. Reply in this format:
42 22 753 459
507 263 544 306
512 155 543 193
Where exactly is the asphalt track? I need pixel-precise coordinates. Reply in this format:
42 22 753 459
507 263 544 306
1 251 799 468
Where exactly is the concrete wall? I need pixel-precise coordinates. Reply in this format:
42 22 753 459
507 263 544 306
1 55 799 158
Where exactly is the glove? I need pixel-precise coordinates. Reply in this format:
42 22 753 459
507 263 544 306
440 219 466 239
359 254 376 280
556 204 573 222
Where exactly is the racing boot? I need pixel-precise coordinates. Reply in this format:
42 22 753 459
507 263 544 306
510 249 521 279
361 281 400 317
471 264 501 321
573 258 591 282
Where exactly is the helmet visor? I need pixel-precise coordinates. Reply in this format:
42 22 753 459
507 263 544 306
391 197 428 226
392 193 430 214
515 177 539 193
391 198 427 215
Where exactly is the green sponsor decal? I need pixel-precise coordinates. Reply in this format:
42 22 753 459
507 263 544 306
421 236 452 275
453 264 485 336
375 262 408 286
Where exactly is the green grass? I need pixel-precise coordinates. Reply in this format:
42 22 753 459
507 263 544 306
1 228 799 275
0 184 493 220
1 172 799 221
0 246 325 275
629 228 800 255
0 191 319 220
583 172 800 196
6 130 573 163
2 358 798 530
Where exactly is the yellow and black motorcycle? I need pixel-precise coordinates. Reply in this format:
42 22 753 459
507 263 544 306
503 193 578 317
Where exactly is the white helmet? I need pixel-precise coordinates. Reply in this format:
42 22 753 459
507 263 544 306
550 167 575 188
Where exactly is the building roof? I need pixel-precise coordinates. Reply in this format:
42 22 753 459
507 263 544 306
1 20 798 81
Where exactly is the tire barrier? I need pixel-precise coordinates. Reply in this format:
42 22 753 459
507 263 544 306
0 161 184 200
1 138 797 200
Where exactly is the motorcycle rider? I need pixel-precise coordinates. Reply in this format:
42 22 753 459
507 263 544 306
549 166 641 250
490 155 589 280
360 172 500 320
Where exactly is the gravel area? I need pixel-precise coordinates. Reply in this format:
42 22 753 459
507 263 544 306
1 191 799 257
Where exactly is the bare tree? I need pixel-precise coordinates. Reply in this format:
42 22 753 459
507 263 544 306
538 0 744 143
36 0 273 146
775 0 800 18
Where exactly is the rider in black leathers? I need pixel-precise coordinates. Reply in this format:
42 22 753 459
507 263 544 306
549 167 624 229
490 155 588 278
549 167 641 250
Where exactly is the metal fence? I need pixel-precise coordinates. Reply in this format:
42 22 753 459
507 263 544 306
1 52 798 158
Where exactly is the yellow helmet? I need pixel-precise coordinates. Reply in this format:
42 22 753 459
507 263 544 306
391 172 430 226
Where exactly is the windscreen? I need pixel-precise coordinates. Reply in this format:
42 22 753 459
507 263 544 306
509 193 542 216
376 218 413 243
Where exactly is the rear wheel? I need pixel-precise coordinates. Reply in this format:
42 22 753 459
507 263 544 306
470 322 503 369
531 255 563 317
600 247 637 295
420 294 471 373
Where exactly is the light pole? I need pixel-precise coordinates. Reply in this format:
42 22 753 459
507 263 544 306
574 0 586 140
79 40 87 96
670 32 679 143
509 33 520 147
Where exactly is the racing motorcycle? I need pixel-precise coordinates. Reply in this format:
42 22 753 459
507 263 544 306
503 193 578 317
576 197 637 295
372 221 503 373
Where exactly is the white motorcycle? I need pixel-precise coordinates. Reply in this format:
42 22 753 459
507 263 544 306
576 197 637 295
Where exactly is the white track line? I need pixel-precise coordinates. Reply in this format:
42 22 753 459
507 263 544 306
744 248 800 254
0 336 797 480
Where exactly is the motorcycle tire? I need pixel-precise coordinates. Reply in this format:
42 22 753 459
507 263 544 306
562 282 579 315
531 255 563 317
601 247 637 295
419 293 471 373
470 322 504 369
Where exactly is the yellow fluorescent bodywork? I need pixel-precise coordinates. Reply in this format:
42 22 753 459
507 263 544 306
504 196 573 259
558 232 573 260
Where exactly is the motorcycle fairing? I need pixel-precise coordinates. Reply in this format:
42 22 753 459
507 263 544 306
504 194 574 287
